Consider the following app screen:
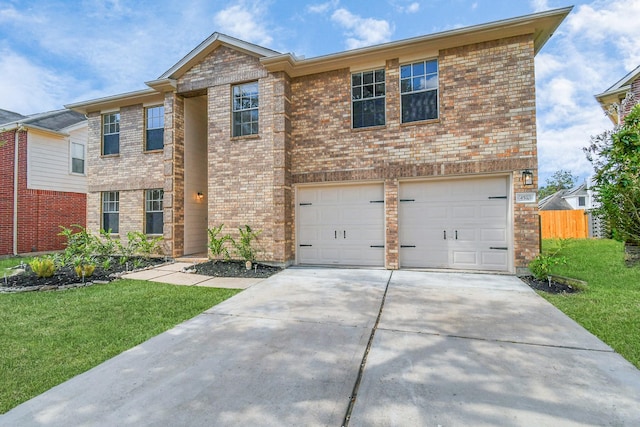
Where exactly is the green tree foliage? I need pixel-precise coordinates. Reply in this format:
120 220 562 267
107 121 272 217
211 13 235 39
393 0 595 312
538 169 578 199
585 103 640 245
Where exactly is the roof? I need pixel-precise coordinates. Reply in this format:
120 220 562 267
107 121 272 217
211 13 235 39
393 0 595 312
262 7 572 77
538 190 574 211
595 64 640 123
68 7 571 113
0 108 86 135
563 182 588 198
0 109 27 125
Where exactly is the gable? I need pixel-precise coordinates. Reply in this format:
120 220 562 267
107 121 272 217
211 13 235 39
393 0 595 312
177 45 269 93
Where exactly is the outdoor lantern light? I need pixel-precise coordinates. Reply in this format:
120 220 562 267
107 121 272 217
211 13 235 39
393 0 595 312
196 192 204 200
522 170 534 186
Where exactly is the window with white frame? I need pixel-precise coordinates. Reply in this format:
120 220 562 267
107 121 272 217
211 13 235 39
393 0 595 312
578 196 586 207
102 191 119 233
352 69 386 128
232 82 259 137
102 112 120 155
145 189 164 235
71 142 85 174
400 59 438 123
145 106 164 151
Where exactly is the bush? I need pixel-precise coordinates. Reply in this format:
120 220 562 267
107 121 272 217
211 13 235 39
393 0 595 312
233 225 262 263
207 224 233 261
29 257 56 278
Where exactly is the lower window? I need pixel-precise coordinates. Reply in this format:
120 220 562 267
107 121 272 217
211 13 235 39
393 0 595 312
145 189 164 235
102 191 119 233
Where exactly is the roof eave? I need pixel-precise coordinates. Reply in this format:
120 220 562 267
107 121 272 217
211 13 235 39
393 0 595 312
262 7 572 77
65 88 163 115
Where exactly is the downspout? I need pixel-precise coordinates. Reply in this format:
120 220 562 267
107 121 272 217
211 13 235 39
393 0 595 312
13 125 24 255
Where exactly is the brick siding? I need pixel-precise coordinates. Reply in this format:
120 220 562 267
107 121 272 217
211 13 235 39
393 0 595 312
0 129 86 256
83 33 541 270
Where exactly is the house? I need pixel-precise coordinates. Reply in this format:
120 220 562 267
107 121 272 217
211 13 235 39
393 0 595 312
66 7 571 275
539 182 594 211
0 109 87 256
596 64 640 125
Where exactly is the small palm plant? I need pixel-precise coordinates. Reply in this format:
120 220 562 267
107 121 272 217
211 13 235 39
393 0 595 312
207 224 233 261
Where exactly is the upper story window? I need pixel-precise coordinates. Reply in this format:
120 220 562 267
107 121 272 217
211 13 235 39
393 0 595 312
70 142 85 174
145 106 164 151
400 59 438 123
232 82 259 137
102 191 119 233
145 189 164 235
352 69 386 128
578 196 586 207
102 112 120 155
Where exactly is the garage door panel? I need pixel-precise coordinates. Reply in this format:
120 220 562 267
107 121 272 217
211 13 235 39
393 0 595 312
399 177 510 271
297 184 384 266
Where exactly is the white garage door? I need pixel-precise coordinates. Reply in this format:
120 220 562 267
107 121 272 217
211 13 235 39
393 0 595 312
399 177 510 271
297 184 385 266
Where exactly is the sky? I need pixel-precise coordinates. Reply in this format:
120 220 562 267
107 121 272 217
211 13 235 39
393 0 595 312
1 0 639 185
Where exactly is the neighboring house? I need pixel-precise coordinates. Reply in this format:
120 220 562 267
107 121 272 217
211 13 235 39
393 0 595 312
0 109 87 256
67 8 570 274
596 64 640 125
539 182 594 211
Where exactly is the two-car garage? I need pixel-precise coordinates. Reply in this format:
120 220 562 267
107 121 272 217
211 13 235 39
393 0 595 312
296 176 511 272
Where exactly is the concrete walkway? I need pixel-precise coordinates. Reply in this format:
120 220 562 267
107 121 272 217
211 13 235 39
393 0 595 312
2 268 640 426
121 262 263 289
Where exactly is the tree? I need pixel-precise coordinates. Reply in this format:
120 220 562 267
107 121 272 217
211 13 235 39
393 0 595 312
584 103 640 246
538 169 578 199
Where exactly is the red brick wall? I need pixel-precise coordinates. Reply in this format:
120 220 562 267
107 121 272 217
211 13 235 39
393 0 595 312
0 130 18 255
0 129 87 255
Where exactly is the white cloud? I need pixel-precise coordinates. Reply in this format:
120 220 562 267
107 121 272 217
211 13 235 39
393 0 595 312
331 8 393 49
213 3 273 46
0 48 90 114
407 2 420 13
307 0 339 14
534 0 640 183
529 0 551 12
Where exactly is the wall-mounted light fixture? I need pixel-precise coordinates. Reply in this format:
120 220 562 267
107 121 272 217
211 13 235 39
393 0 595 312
196 192 204 201
522 170 534 186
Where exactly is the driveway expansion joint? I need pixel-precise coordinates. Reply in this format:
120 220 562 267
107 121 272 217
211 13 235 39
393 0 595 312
376 327 615 353
341 271 393 427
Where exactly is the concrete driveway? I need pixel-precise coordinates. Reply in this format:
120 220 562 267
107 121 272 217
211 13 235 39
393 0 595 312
2 268 640 426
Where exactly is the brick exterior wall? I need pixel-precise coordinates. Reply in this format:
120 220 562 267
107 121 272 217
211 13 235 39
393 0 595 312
0 130 18 255
289 35 539 270
0 129 86 256
83 33 541 271
86 103 165 250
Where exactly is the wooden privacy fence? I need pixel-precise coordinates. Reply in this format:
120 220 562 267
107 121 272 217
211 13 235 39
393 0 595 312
539 210 589 239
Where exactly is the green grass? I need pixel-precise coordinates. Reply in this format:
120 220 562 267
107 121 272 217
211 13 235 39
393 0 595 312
539 239 640 369
0 256 32 277
0 279 240 414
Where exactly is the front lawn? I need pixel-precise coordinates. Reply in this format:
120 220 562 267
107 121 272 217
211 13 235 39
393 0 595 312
539 239 640 369
0 256 32 277
0 280 240 414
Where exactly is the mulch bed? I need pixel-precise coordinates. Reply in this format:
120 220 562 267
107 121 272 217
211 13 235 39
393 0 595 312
2 257 167 292
193 260 282 278
520 276 579 294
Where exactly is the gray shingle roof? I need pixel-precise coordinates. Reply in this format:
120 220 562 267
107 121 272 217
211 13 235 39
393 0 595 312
0 109 27 126
21 109 86 131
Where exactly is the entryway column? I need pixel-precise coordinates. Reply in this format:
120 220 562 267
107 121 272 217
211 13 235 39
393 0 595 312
385 179 399 269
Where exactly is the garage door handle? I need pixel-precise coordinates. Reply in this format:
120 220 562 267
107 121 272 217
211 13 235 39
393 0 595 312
344 230 346 239
443 230 446 240
490 247 508 250
370 245 384 248
401 245 416 248
455 230 458 240
335 230 337 239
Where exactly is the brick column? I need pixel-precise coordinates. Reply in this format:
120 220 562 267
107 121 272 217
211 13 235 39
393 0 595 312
385 179 399 269
513 168 539 274
164 92 185 257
